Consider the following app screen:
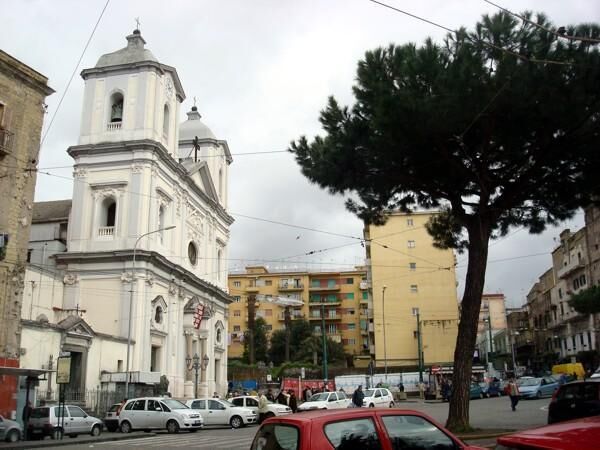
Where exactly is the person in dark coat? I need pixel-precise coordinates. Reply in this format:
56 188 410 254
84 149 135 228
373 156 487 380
352 385 364 408
266 389 275 402
288 390 298 413
276 390 288 405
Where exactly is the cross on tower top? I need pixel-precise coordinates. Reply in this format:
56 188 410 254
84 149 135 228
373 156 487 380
135 17 141 31
193 96 197 107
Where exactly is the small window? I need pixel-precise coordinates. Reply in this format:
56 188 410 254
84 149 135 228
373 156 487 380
234 310 241 317
382 415 456 450
409 262 416 271
328 393 338 402
410 285 418 293
162 104 170 138
216 328 222 344
188 242 198 266
247 398 259 407
265 280 272 286
27 249 33 263
251 423 299 450
233 281 241 288
124 401 135 411
233 296 241 302
147 400 162 411
324 418 380 450
233 325 241 332
265 324 273 331
191 400 205 410
208 400 225 410
347 323 356 330
407 218 414 226
265 309 273 317
346 293 354 300
346 278 354 284
132 400 146 411
407 240 415 248
231 398 243 407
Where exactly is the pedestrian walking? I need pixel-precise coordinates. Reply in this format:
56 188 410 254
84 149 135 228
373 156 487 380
258 392 269 424
398 382 404 392
276 390 288 405
288 390 298 413
266 389 275 402
116 398 128 415
507 377 520 411
351 385 364 408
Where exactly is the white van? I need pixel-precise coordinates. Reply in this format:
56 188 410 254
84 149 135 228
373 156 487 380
119 397 203 434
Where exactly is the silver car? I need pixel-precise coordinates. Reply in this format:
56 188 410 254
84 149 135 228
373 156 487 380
0 414 22 443
28 405 103 439
119 397 203 434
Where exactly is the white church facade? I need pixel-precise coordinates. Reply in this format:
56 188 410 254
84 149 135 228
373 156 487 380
20 30 233 400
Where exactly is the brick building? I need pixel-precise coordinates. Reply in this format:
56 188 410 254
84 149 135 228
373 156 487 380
0 50 53 418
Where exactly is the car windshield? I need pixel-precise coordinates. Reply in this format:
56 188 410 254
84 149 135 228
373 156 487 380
363 389 375 397
162 399 188 409
31 408 49 419
518 378 541 386
309 393 330 402
108 404 120 412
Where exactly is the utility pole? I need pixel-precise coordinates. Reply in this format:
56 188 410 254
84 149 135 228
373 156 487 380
321 303 328 381
284 306 291 361
382 285 388 381
247 294 257 365
415 308 423 383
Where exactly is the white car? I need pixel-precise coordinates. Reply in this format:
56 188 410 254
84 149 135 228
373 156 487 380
297 391 351 411
230 396 292 418
362 388 395 408
185 398 256 428
119 397 203 434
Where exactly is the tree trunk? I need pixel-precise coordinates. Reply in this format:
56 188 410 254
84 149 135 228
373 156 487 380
446 220 491 432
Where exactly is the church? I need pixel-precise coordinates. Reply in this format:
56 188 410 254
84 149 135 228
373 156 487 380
20 29 233 401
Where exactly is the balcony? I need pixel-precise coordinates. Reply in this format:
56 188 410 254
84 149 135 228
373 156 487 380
558 255 585 279
278 280 304 291
106 122 122 132
314 331 342 343
277 312 305 321
308 312 342 320
0 128 14 156
97 226 115 239
309 297 341 306
309 283 340 292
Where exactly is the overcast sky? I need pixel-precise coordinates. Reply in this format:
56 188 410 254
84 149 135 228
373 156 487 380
2 0 595 307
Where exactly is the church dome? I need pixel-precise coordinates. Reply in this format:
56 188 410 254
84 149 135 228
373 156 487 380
95 30 158 68
179 106 216 141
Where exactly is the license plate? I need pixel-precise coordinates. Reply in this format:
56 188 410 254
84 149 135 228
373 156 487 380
193 421 201 425
32 429 42 434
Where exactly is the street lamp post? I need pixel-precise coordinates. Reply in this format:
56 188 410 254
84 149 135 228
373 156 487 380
186 353 201 398
125 225 176 398
382 285 388 381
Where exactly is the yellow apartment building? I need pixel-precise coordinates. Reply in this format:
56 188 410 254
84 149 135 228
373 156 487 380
366 211 459 368
227 266 368 361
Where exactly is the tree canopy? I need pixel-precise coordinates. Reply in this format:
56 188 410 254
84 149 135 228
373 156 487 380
569 285 600 314
290 11 600 431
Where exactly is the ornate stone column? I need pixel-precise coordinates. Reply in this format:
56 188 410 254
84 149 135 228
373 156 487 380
183 330 194 398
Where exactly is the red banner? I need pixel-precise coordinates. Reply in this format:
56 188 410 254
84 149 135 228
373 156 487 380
193 303 205 329
281 377 336 399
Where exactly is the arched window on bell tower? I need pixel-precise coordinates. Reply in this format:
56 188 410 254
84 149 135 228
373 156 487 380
98 197 117 238
162 104 170 140
108 92 124 131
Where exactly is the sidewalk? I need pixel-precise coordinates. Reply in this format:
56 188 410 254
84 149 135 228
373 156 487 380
0 432 153 450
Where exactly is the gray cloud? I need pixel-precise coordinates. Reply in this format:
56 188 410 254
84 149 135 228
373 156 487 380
1 0 592 307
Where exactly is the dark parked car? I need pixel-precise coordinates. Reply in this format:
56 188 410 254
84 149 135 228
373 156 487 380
548 379 600 424
103 403 121 432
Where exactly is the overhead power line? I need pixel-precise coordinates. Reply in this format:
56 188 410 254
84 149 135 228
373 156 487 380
483 0 600 44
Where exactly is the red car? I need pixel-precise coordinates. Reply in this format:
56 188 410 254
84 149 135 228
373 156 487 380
250 408 486 450
496 416 600 450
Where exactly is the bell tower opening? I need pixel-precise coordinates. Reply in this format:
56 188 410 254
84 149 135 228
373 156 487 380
108 92 124 129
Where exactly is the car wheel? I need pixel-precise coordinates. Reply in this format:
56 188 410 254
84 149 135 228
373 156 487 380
536 390 542 399
389 402 394 408
369 403 375 408
120 421 132 434
91 425 102 437
166 420 179 434
6 429 20 443
230 415 243 429
51 428 64 440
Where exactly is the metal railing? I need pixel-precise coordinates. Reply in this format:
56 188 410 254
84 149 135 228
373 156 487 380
98 226 115 238
35 389 122 417
107 122 122 131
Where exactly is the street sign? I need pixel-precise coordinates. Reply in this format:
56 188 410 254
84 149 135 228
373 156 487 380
56 356 71 384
